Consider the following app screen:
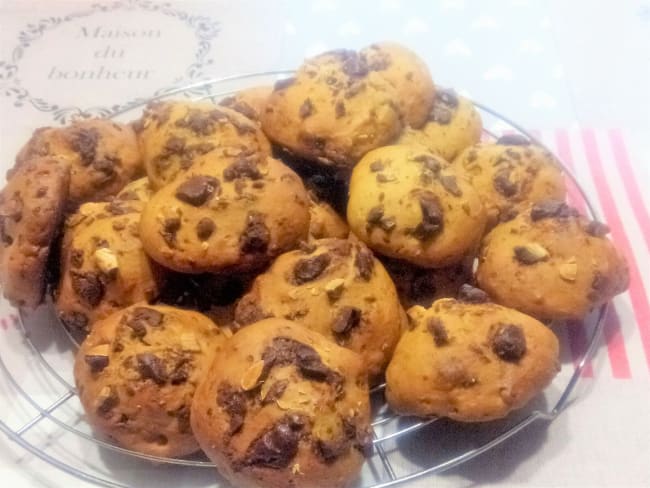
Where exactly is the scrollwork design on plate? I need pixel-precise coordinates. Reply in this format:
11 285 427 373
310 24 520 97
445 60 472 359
0 0 220 123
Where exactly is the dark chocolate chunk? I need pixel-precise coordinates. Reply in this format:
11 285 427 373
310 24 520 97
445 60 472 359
366 206 384 225
341 51 369 78
175 109 223 136
59 311 89 332
413 154 441 173
354 246 374 281
335 101 346 118
235 295 268 327
136 353 167 384
294 343 330 380
85 354 109 373
161 217 181 247
70 249 84 269
175 175 219 206
125 307 163 338
196 217 216 240
314 438 349 463
70 128 99 165
427 317 448 346
439 174 462 197
299 98 314 118
413 193 443 240
97 386 119 416
496 134 530 146
369 160 384 172
175 405 191 434
585 220 610 237
261 379 289 405
273 77 296 91
169 354 191 385
293 253 331 284
223 157 262 181
71 271 105 307
491 323 527 362
242 415 304 469
530 200 574 221
240 211 270 253
458 284 490 303
493 169 518 197
217 383 247 435
331 307 362 335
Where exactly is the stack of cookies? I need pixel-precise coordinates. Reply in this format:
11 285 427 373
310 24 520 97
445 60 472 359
0 42 629 488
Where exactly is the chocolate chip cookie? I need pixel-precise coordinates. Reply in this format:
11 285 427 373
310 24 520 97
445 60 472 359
261 49 403 170
359 42 435 129
347 145 486 267
476 200 629 320
14 119 142 207
139 152 310 274
135 100 272 189
386 298 560 421
56 200 164 334
398 89 482 161
308 193 349 240
452 135 567 227
234 238 405 382
0 157 70 308
191 318 372 488
74 303 226 456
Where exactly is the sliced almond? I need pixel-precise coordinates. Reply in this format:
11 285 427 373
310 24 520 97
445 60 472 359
240 359 265 391
291 463 303 475
288 288 301 300
181 333 201 352
94 247 118 275
559 258 578 282
221 326 234 338
324 278 345 301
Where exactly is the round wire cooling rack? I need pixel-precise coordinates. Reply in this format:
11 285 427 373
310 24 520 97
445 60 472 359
0 71 608 488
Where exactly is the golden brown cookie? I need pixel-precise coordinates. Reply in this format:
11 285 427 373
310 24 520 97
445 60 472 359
234 238 405 382
476 200 629 320
347 145 486 267
398 89 482 161
386 297 560 421
14 119 142 207
56 200 163 334
452 135 566 227
220 86 273 122
308 194 349 240
359 42 435 128
261 49 402 170
74 303 225 457
114 177 154 203
0 157 70 308
139 152 310 274
191 318 372 488
135 100 272 189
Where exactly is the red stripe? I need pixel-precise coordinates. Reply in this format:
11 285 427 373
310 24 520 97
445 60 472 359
554 129 594 376
608 129 650 252
582 128 650 371
603 308 632 379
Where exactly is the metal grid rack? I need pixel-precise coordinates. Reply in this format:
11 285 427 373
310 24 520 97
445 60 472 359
0 72 607 488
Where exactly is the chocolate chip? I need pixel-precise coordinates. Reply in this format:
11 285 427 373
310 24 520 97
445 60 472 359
175 176 219 206
97 387 119 415
240 211 270 254
59 311 88 332
136 353 167 384
491 324 526 362
458 284 490 303
273 77 296 91
413 154 441 173
354 246 374 281
499 207 519 223
70 128 99 165
413 193 443 240
354 425 373 457
195 217 216 241
217 383 247 435
335 101 346 118
369 160 384 172
294 344 331 380
261 379 289 405
293 253 331 284
161 217 181 247
366 206 384 225
493 169 518 197
70 249 84 268
124 307 163 338
175 109 224 136
105 200 136 216
223 157 262 181
585 221 610 237
243 416 304 468
169 355 191 385
71 271 105 307
262 338 338 385
530 200 574 221
0 216 12 246
427 317 448 346
331 307 361 336
85 354 109 373
439 174 462 197
235 295 268 327
219 97 257 120
341 51 369 78
299 98 315 118
314 438 349 464
496 134 530 146
175 405 191 434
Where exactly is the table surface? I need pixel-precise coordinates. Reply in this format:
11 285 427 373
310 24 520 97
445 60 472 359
0 1 648 487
